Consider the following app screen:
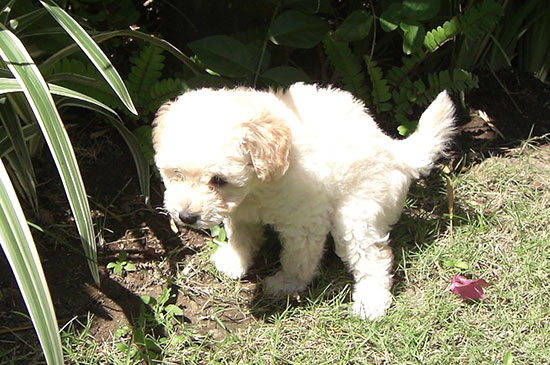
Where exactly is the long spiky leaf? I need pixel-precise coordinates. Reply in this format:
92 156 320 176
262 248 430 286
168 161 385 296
40 0 138 115
0 30 99 286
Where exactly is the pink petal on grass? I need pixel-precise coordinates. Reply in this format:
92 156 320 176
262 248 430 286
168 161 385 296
450 275 491 302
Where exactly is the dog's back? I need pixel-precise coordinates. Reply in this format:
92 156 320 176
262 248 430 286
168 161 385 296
276 84 455 183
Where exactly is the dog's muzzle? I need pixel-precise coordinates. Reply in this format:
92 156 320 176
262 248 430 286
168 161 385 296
178 211 200 226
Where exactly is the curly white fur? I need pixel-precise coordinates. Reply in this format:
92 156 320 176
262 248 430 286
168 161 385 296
153 83 455 320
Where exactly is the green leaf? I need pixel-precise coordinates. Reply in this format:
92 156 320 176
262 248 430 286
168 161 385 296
113 262 123 274
126 45 164 111
165 304 183 316
365 57 392 112
0 124 40 158
0 30 99 285
380 3 403 32
141 295 156 305
323 36 368 101
261 66 310 87
400 21 425 55
1 76 149 205
40 29 200 77
209 225 221 238
218 227 226 242
40 0 138 115
332 10 373 42
403 0 440 21
188 35 255 77
0 159 63 364
270 10 330 49
0 99 37 211
503 351 513 365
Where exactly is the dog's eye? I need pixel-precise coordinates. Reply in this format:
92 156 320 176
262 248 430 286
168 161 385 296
210 175 228 187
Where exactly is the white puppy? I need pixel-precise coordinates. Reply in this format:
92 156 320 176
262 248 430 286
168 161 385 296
153 83 455 320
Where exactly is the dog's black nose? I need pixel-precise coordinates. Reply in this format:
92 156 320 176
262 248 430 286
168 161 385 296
178 211 200 225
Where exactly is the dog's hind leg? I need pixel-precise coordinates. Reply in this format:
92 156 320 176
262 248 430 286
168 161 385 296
211 218 263 279
332 200 395 320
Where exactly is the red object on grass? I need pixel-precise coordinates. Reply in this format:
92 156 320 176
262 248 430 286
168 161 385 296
450 275 491 301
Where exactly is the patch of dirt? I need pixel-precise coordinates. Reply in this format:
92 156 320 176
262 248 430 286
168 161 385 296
1 70 549 358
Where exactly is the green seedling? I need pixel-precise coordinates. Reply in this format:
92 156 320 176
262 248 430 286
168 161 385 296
443 257 469 271
207 225 227 254
107 251 137 274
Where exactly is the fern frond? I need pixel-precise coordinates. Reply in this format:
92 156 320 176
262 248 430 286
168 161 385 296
387 49 425 87
365 57 391 112
126 45 165 112
148 78 186 114
424 0 503 52
419 69 478 104
323 35 369 101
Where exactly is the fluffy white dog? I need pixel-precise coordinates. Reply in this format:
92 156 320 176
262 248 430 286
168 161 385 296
152 83 455 320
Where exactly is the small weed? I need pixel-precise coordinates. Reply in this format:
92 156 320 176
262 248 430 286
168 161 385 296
106 251 136 274
443 257 470 271
207 225 227 254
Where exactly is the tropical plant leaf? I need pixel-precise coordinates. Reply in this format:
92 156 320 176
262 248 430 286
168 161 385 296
403 0 440 21
269 10 330 49
0 158 63 365
40 0 138 115
332 10 373 42
188 35 255 77
0 29 100 285
400 20 425 55
260 66 310 87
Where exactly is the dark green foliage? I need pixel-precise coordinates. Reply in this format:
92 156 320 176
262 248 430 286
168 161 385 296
424 0 502 52
486 0 550 81
188 36 256 78
127 45 165 112
322 36 368 101
46 57 122 110
126 45 185 116
323 0 505 134
365 57 392 113
269 10 330 49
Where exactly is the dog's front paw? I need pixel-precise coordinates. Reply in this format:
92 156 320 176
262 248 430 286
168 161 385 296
210 244 248 279
352 286 392 320
263 271 308 295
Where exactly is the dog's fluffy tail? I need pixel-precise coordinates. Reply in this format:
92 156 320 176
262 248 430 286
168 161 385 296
397 91 456 177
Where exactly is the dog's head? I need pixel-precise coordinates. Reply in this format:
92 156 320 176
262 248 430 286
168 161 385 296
152 88 292 229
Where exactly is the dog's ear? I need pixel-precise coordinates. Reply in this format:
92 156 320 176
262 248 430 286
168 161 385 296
240 112 291 182
152 100 174 153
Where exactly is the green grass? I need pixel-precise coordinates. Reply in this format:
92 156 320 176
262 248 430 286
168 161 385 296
28 144 550 363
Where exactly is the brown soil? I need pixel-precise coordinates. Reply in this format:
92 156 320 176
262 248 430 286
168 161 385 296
0 69 549 359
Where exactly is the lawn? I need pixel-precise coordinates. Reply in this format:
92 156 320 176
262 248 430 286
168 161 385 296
44 139 550 364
